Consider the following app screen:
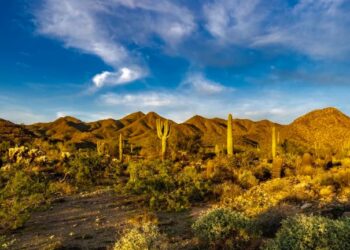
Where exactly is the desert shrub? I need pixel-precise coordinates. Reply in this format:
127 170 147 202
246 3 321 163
192 208 259 249
237 170 259 189
214 182 243 205
114 223 168 250
230 177 317 216
253 163 272 181
264 215 350 250
66 152 107 187
205 157 235 182
0 170 47 230
124 160 211 211
48 181 77 195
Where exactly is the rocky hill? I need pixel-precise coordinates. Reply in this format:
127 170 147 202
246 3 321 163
1 107 350 155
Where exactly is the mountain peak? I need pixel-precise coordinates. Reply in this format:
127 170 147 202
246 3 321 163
54 116 82 124
145 112 162 120
121 111 145 120
185 115 208 126
293 107 349 124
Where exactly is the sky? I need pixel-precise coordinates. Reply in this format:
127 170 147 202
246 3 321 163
1 0 350 124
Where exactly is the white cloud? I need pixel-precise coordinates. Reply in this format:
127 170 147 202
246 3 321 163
35 0 350 84
112 0 196 44
182 72 232 95
92 67 146 88
36 0 128 66
101 92 178 107
203 0 350 59
35 0 197 89
96 81 344 124
35 0 148 88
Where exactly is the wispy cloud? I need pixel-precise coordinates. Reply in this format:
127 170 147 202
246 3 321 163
35 0 350 84
100 92 178 107
92 67 147 88
35 0 146 88
35 0 197 89
96 73 331 123
97 86 333 123
181 72 232 95
203 0 350 60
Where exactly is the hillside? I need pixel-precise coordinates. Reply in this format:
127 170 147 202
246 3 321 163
282 107 350 152
1 107 350 155
0 118 35 144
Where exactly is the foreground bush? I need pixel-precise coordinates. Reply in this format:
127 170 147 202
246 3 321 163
114 223 168 250
124 160 211 211
192 208 258 249
264 214 350 250
0 170 47 230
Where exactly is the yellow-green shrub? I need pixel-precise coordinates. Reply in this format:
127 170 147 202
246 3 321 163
192 208 259 249
114 223 168 250
264 215 350 250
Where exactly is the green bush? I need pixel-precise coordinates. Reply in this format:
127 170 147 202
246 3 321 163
124 160 210 211
192 208 258 249
114 223 168 250
264 214 350 250
0 170 47 230
66 152 106 187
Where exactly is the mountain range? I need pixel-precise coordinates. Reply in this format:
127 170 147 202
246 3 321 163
1 107 350 155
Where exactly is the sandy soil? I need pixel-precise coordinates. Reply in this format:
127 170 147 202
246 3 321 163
5 189 209 250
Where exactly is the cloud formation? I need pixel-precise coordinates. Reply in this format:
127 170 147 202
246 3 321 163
181 72 232 95
26 0 350 124
204 0 350 59
92 67 146 88
35 0 350 87
101 92 178 107
35 0 146 87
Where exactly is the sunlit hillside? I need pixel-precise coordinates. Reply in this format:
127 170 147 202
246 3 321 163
1 107 350 249
2 0 350 249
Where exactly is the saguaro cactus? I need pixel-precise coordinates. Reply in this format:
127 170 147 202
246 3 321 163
272 126 276 160
156 119 170 161
227 114 233 156
119 134 123 162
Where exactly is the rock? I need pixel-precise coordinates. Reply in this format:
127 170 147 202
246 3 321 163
301 203 312 210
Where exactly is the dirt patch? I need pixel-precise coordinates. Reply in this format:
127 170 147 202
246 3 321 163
5 189 210 249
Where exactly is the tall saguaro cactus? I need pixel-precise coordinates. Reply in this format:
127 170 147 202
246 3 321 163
156 119 170 161
119 134 123 162
227 114 233 156
272 126 276 160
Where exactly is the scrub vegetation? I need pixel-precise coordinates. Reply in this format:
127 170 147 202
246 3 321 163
1 107 350 249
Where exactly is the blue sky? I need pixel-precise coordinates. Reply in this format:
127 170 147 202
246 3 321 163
1 0 350 124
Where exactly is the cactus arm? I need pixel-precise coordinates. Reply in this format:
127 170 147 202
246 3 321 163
163 120 169 135
165 126 171 139
156 119 163 139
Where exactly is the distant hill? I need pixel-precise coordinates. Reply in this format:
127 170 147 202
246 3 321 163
282 107 350 152
0 118 35 144
1 107 350 154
